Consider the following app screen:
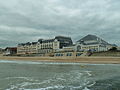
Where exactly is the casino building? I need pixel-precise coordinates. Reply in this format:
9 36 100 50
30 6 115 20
76 34 113 52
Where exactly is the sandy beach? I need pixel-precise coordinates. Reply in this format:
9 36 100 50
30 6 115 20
0 56 120 64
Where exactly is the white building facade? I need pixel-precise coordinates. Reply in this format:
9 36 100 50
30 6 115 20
17 36 73 55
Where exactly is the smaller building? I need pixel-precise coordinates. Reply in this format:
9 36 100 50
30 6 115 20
54 51 84 57
117 47 120 51
4 47 17 56
0 48 3 53
0 48 4 55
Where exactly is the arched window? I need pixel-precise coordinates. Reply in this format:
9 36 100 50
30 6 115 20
77 45 81 51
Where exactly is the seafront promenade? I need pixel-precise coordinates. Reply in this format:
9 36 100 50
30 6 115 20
0 56 120 64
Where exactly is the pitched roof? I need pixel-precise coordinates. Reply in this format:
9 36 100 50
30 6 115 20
55 36 71 39
31 42 37 45
5 47 17 50
42 39 55 43
79 34 98 41
77 34 110 45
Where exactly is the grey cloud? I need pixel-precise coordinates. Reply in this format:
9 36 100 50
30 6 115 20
0 0 120 48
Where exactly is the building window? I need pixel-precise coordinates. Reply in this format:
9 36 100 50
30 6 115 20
60 54 63 56
76 53 82 56
55 54 58 56
55 53 63 56
66 53 72 56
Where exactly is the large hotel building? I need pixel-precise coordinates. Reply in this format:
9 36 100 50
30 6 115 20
17 36 73 56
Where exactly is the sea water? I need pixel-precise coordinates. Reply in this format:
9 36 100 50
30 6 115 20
0 60 120 90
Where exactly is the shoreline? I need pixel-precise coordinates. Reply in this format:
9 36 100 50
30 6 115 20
0 56 120 64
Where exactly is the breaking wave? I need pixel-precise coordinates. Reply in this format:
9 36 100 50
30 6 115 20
5 70 95 90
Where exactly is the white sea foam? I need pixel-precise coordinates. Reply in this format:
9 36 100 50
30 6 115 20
0 60 81 65
0 60 119 66
5 70 94 90
24 85 65 90
5 77 39 82
6 83 65 90
84 71 92 76
88 81 96 87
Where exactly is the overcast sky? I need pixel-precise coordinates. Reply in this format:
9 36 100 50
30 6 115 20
0 0 120 48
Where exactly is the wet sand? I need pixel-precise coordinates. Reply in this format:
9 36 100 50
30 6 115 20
0 56 120 64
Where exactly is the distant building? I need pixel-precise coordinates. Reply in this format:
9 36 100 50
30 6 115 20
117 47 120 51
76 34 113 52
17 36 73 55
0 48 4 54
4 47 17 56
